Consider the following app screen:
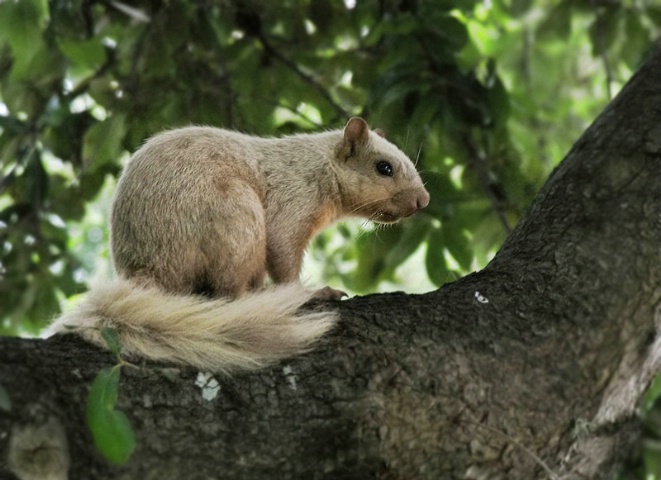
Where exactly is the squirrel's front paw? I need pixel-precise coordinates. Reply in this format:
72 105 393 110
313 286 348 301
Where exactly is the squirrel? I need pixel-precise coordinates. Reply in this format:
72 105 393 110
46 117 430 374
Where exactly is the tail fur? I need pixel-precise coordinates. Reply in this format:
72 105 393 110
46 278 337 374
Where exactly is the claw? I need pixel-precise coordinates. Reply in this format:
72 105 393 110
312 286 348 301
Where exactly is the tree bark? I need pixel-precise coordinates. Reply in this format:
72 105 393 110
1 45 660 480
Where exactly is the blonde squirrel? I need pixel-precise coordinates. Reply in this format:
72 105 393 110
46 117 429 373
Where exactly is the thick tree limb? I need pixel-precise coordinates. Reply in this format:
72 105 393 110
1 45 660 480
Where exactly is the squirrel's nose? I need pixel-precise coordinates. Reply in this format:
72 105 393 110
417 189 430 210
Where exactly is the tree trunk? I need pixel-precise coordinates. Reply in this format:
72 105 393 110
1 44 660 480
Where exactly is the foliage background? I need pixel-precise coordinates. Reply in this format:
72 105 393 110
0 0 658 477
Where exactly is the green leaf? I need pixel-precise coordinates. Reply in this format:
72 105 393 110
444 226 473 271
86 367 135 465
0 0 49 79
80 168 113 201
644 373 661 411
82 114 128 173
426 226 450 286
486 71 510 128
334 85 367 109
0 383 11 412
620 11 653 69
49 174 86 221
384 219 431 271
26 149 49 209
100 327 123 358
28 279 61 331
1 76 46 116
431 13 469 51
58 259 87 297
421 173 459 218
58 37 107 71
537 1 572 40
588 6 621 56
344 227 404 292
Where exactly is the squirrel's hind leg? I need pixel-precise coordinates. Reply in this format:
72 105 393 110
203 180 268 299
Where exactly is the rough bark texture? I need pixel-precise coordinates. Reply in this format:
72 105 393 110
1 46 660 480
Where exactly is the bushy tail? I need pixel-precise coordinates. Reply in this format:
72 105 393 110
46 278 337 374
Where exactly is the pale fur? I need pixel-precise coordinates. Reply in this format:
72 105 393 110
47 118 429 373
46 279 335 374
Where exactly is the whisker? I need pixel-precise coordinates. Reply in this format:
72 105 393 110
414 143 423 168
371 222 395 244
354 224 367 240
346 196 391 217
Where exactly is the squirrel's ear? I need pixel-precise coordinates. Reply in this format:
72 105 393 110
343 117 369 145
341 117 369 159
374 128 385 138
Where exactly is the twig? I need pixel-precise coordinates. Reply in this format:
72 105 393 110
257 31 350 122
462 133 512 233
591 1 613 99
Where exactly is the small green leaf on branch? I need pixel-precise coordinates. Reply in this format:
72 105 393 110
86 366 135 465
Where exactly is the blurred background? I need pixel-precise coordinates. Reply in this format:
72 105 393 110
0 1 658 477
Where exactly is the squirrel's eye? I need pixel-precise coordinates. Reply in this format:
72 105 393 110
376 161 394 177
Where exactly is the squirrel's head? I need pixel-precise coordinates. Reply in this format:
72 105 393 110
334 117 430 224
